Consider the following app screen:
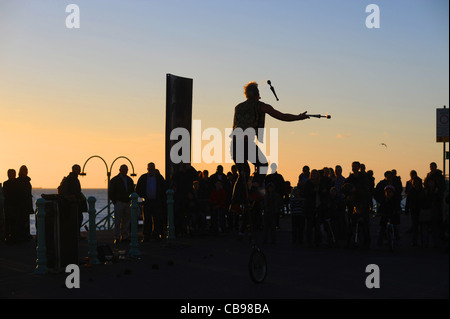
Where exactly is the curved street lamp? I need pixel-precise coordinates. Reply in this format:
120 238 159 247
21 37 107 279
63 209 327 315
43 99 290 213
80 155 137 230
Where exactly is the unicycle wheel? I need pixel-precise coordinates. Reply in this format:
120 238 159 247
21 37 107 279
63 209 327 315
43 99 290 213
248 248 267 283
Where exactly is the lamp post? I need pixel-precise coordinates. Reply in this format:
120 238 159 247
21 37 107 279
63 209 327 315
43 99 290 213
80 155 137 230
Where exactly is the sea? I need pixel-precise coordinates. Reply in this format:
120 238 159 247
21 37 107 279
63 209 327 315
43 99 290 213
30 188 109 235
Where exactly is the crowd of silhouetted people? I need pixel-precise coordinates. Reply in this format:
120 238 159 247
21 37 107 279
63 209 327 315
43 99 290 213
149 161 447 252
0 166 34 243
289 162 448 252
1 161 448 253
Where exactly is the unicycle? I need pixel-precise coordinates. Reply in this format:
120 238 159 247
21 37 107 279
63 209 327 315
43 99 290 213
246 196 267 283
235 168 268 283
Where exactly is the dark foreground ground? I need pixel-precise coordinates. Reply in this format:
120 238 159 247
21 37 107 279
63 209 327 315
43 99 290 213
1 213 448 308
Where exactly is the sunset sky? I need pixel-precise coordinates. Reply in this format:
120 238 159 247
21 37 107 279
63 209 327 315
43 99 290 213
0 0 448 189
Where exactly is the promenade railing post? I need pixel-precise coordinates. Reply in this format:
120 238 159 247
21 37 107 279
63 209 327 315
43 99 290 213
128 193 141 257
166 189 176 240
88 196 100 265
34 198 48 275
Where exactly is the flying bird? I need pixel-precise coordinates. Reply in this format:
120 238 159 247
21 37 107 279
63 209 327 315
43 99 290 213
380 143 387 148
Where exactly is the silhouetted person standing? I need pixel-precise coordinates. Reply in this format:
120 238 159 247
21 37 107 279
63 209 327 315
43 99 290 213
424 162 446 248
297 165 310 193
408 176 424 247
109 164 135 244
171 163 198 236
265 163 286 228
391 169 403 213
210 165 232 221
333 165 347 238
59 164 87 238
345 161 371 248
3 169 18 243
303 169 323 246
136 162 167 241
16 165 33 242
263 182 283 244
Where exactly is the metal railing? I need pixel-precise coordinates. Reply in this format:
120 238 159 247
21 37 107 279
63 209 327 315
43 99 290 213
81 201 114 231
34 192 151 274
80 201 145 232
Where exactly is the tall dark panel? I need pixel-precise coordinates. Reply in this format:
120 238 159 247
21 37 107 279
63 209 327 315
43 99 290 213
165 74 193 183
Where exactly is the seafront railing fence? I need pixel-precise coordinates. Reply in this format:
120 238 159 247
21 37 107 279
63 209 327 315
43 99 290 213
81 201 115 231
34 192 145 274
80 201 145 232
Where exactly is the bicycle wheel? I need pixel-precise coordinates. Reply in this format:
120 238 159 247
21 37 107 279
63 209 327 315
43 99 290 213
248 247 267 283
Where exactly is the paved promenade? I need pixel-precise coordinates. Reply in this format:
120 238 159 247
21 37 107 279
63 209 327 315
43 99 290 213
1 214 448 303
